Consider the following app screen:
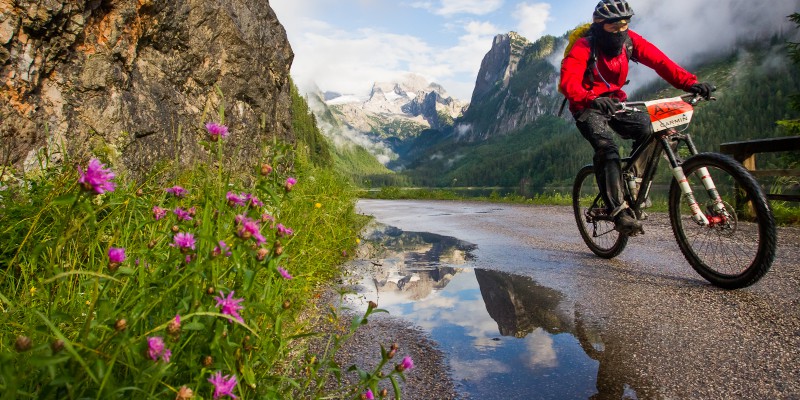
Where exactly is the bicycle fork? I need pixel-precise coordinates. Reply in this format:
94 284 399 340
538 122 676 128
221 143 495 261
660 133 726 227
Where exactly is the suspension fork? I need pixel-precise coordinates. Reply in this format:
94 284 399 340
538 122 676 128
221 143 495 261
660 132 711 225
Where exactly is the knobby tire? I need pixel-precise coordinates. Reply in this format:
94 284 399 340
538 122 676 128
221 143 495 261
668 153 777 289
573 165 628 258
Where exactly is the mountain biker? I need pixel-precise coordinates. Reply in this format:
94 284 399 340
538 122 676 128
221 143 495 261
560 0 714 235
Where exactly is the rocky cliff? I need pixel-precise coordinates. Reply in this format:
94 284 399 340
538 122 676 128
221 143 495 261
456 32 563 142
0 0 293 177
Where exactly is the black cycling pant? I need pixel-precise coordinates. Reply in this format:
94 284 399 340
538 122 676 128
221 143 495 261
575 109 653 212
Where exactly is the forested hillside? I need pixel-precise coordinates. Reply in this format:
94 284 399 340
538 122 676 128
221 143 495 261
391 38 800 194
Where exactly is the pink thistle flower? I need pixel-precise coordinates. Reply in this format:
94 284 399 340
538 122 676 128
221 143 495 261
284 177 297 191
214 291 245 324
276 224 294 238
364 389 375 400
277 267 293 280
213 240 232 257
208 371 238 399
173 207 193 221
77 158 116 194
152 206 168 220
147 336 171 362
108 247 126 264
236 215 266 244
396 356 414 372
166 186 188 198
244 193 264 208
172 232 196 251
226 192 246 207
206 122 229 141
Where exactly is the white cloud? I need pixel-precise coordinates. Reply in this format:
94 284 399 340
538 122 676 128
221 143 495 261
434 0 504 16
514 2 551 41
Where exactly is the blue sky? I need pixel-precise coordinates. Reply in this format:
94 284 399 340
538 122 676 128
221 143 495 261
271 0 800 101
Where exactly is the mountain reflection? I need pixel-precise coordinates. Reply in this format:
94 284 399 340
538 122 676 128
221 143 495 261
358 223 476 301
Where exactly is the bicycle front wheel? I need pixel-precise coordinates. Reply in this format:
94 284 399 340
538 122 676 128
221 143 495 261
668 153 777 289
573 165 628 258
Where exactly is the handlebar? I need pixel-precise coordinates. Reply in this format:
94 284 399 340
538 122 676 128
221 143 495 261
619 91 716 113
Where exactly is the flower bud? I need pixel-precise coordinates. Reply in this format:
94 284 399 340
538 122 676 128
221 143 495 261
207 286 215 295
282 300 291 309
176 386 194 400
260 163 273 176
172 225 180 233
167 321 180 335
108 262 120 272
136 188 144 197
368 301 378 310
202 355 213 367
52 339 65 353
274 244 284 256
380 389 388 398
257 248 269 261
115 319 128 331
15 336 32 352
148 239 157 249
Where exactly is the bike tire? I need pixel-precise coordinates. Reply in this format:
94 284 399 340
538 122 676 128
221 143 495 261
573 165 628 258
668 153 777 289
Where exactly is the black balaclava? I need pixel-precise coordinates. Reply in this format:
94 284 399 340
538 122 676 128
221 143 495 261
591 23 629 57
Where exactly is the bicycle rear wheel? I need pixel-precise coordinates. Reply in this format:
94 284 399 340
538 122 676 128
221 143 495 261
668 153 777 289
573 165 628 258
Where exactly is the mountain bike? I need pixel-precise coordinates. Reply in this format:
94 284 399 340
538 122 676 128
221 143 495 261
572 93 777 289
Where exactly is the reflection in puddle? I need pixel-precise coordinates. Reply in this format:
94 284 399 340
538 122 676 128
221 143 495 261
347 223 638 399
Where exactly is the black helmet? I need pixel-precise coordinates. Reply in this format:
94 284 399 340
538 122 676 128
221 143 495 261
593 0 634 20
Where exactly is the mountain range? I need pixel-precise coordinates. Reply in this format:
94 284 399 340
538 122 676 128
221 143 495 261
311 27 800 192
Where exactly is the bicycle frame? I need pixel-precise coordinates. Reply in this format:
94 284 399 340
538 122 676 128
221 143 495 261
586 94 726 227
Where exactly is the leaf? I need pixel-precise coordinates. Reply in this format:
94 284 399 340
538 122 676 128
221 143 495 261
29 355 71 367
391 375 402 400
183 321 206 331
51 194 77 206
117 267 135 276
243 268 255 292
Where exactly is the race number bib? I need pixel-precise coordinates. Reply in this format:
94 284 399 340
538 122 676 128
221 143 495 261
644 97 694 132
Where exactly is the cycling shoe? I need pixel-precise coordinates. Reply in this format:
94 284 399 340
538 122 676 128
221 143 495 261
614 213 643 236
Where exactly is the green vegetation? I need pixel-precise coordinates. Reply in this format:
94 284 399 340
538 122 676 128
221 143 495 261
0 93 414 399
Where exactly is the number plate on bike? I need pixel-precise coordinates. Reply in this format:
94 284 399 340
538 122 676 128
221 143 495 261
645 97 694 132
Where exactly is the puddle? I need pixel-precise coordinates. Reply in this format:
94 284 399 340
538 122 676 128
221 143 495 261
345 223 631 399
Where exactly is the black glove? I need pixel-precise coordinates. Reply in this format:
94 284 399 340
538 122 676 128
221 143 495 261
590 97 620 116
689 82 715 99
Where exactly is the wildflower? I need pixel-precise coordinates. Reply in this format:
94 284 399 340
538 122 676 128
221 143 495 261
396 356 414 372
284 177 297 191
176 386 194 400
236 215 266 244
314 202 322 209
166 186 188 198
362 389 375 400
29 286 36 296
260 163 272 176
147 336 171 362
212 241 232 257
276 224 294 238
174 207 193 221
226 192 246 207
77 158 116 194
202 355 214 368
277 266 292 280
108 247 126 264
214 291 245 324
261 213 274 224
167 314 181 335
244 193 264 208
51 339 65 353
208 371 238 399
256 248 269 261
172 232 196 251
185 254 193 264
356 238 361 244
188 206 197 216
206 122 229 142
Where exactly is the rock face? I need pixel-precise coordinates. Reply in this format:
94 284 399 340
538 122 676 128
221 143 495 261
455 31 563 142
0 0 293 177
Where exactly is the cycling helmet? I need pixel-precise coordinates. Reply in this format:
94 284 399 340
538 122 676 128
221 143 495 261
593 0 634 20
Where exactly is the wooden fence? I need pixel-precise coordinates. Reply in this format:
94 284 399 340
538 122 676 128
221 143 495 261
719 136 800 202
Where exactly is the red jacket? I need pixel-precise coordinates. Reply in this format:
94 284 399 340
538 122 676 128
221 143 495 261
559 29 698 114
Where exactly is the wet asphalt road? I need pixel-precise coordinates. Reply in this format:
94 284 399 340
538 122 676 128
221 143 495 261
355 199 800 399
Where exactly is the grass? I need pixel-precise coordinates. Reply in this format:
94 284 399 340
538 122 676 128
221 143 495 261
0 130 412 399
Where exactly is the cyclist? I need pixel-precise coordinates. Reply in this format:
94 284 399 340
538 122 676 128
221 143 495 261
560 0 713 235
